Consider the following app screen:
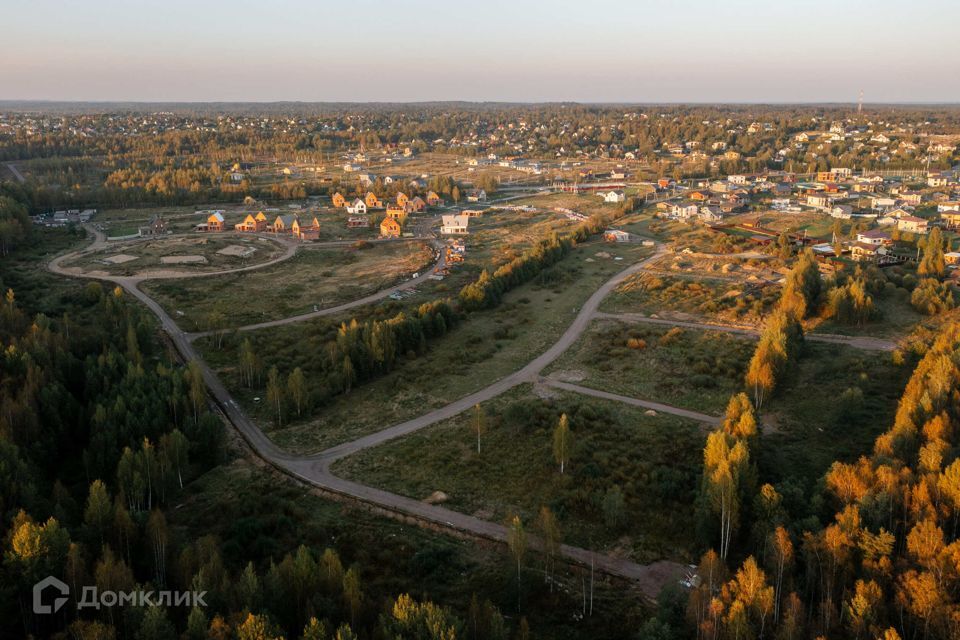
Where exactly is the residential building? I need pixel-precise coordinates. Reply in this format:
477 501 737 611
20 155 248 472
440 214 470 235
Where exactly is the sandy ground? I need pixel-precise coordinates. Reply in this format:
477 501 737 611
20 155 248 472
160 255 208 264
217 244 257 257
103 254 139 264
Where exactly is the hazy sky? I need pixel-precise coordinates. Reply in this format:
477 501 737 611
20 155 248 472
1 0 956 103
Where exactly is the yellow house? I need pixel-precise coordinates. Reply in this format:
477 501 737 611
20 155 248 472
396 192 409 207
332 192 346 207
385 205 407 222
380 217 402 238
365 192 383 208
235 211 268 232
205 211 225 231
271 214 297 233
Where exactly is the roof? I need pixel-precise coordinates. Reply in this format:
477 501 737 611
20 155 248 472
858 229 890 239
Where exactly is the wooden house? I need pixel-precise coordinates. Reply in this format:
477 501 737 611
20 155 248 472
235 211 268 232
332 192 347 207
385 205 407 221
396 192 410 207
347 199 367 215
365 192 383 209
426 191 442 206
207 211 225 231
292 217 320 241
271 214 297 233
408 196 427 212
380 217 402 238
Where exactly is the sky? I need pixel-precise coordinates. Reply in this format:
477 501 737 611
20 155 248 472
1 0 957 103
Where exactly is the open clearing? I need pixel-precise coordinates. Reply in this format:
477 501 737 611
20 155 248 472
145 240 434 330
332 384 704 565
61 233 286 275
196 239 655 453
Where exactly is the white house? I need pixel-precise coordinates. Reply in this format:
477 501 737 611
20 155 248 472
346 199 367 215
603 191 626 204
440 214 470 235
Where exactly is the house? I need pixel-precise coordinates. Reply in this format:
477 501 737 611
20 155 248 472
941 211 960 229
851 242 888 262
897 216 929 234
365 192 383 209
332 192 346 208
728 175 749 185
928 173 949 188
380 217 402 238
669 202 699 219
857 229 892 245
407 196 427 212
604 229 632 242
396 192 410 207
462 209 484 217
689 191 710 201
346 199 367 215
830 205 853 219
204 212 225 232
440 214 470 235
603 191 626 204
235 212 269 232
945 252 960 266
699 205 725 222
466 189 487 202
271 214 297 233
347 216 368 229
292 217 320 241
806 194 831 208
139 214 168 237
385 205 407 220
426 191 442 206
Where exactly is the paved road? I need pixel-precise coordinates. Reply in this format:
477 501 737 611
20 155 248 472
48 227 683 595
595 312 898 352
5 163 26 183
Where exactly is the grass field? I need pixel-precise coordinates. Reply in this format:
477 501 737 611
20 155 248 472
196 239 655 453
144 240 434 330
600 271 781 324
544 320 755 414
175 457 652 640
332 385 705 564
760 341 911 484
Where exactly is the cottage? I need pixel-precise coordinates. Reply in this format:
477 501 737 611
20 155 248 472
332 192 347 208
604 229 631 243
365 192 383 209
602 191 626 204
856 229 892 246
408 196 427 212
396 192 410 207
897 216 929 234
291 217 320 241
139 214 168 237
347 216 368 229
851 242 888 262
440 214 470 235
426 191 442 206
380 217 402 238
346 199 367 215
466 189 487 203
203 212 225 232
271 214 297 233
941 211 960 229
385 205 407 221
235 212 268 232
806 194 831 209
945 252 960 266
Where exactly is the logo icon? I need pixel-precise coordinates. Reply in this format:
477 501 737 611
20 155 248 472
33 576 69 614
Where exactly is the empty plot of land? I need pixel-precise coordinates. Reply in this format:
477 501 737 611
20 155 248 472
217 244 257 258
102 254 139 265
161 255 208 264
145 241 434 330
